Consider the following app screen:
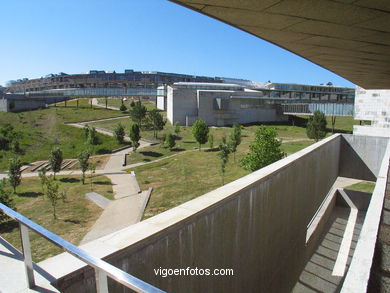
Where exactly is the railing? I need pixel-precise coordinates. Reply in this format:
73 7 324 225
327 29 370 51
0 202 166 293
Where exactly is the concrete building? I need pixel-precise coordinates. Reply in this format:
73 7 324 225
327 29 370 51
0 1 389 293
354 87 390 137
160 81 355 126
6 70 222 94
0 94 46 112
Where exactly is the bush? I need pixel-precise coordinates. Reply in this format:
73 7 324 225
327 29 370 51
164 133 176 150
192 120 209 150
0 179 15 223
113 123 125 144
306 110 327 141
120 104 127 112
240 126 285 172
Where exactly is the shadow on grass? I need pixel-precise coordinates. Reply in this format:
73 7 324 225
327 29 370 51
59 177 79 183
18 191 42 198
93 181 111 185
63 219 81 224
0 220 19 233
172 148 185 152
326 128 352 134
143 159 151 162
182 141 196 144
96 148 111 155
205 147 219 152
139 151 163 158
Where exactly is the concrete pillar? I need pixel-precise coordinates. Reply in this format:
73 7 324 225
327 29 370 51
105 98 107 109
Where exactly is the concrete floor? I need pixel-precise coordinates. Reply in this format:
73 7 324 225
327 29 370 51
293 207 366 293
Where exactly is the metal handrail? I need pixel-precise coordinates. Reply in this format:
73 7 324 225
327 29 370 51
0 202 165 293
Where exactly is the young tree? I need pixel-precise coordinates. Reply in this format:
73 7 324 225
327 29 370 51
38 167 47 193
0 179 15 223
49 147 63 179
119 104 127 112
164 133 176 150
86 126 98 145
330 115 336 134
208 133 214 149
78 150 90 184
113 123 125 144
174 121 181 136
240 126 285 172
45 175 60 220
218 136 230 185
148 109 166 138
229 124 242 162
129 101 147 128
306 110 327 141
130 100 135 107
8 157 22 193
192 120 209 150
129 123 141 152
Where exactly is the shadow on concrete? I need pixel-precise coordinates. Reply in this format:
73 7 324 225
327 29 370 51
339 136 377 181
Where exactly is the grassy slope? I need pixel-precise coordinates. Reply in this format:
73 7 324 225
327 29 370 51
133 116 357 219
0 174 113 262
344 181 376 193
0 107 125 170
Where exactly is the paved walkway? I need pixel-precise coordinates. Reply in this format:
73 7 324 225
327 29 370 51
80 189 151 244
91 97 120 110
0 238 59 293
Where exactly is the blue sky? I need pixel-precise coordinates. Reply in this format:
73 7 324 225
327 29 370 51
0 0 355 87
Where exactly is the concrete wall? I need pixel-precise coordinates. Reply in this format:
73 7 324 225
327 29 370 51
339 134 389 181
0 98 46 112
49 135 343 293
354 87 390 128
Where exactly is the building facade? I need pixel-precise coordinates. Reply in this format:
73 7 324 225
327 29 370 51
161 82 355 126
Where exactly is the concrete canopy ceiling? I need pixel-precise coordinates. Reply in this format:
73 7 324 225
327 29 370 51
170 0 390 89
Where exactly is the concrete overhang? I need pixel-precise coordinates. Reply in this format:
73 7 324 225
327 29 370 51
170 0 390 90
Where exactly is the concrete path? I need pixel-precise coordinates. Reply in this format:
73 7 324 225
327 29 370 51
80 189 152 244
91 97 120 111
0 237 59 293
85 192 111 209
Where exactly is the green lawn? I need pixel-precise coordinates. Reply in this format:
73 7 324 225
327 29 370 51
345 181 376 193
0 174 113 262
96 98 156 111
0 107 125 170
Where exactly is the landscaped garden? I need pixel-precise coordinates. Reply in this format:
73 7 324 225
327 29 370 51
0 106 125 170
0 174 113 262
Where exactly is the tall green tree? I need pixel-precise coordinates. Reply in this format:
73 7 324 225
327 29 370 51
78 150 90 184
49 147 63 179
306 110 327 141
113 123 125 144
229 124 242 162
164 133 176 150
218 136 230 185
45 175 60 220
8 157 22 193
129 123 141 152
240 126 284 172
129 101 147 128
192 120 209 150
0 179 15 223
148 109 166 138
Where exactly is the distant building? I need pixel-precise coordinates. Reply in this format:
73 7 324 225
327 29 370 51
6 70 222 94
160 82 355 126
0 94 46 112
